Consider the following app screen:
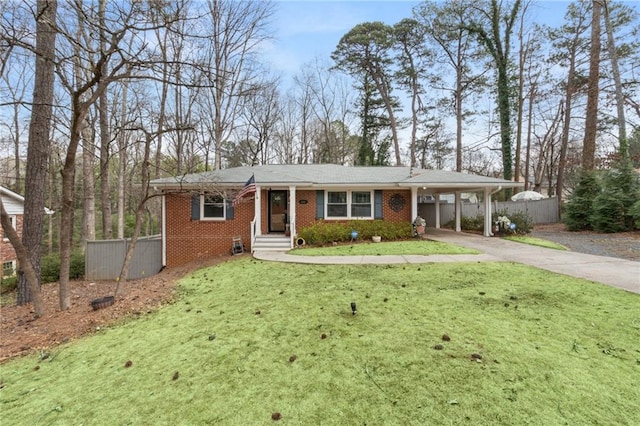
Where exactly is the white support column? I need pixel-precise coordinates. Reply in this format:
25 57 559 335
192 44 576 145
289 185 296 236
254 185 262 236
411 186 418 222
455 192 462 232
484 187 493 237
435 194 441 229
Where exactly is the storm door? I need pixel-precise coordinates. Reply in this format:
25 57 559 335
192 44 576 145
268 190 287 232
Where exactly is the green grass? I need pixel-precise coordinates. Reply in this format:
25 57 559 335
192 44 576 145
1 259 639 425
290 239 479 256
504 235 568 250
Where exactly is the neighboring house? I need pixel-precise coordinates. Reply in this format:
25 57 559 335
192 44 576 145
0 186 53 279
151 164 521 267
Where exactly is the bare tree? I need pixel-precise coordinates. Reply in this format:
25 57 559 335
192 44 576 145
239 75 281 165
415 0 488 172
201 0 275 170
548 0 591 212
602 0 632 159
54 2 168 310
98 0 112 239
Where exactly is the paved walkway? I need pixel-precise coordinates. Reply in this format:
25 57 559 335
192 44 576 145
253 228 639 294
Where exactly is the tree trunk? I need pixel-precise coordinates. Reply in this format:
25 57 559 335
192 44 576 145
602 0 628 159
455 60 463 172
81 119 96 251
99 0 112 239
115 131 152 296
558 54 575 217
77 6 95 252
524 83 536 190
117 82 129 239
1 198 45 318
582 0 601 170
59 101 87 311
18 0 58 305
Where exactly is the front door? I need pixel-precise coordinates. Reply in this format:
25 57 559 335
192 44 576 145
268 190 287 233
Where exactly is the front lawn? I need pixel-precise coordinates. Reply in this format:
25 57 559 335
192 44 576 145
290 239 479 256
1 259 638 424
504 235 568 250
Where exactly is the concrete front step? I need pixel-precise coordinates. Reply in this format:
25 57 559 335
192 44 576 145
252 235 292 252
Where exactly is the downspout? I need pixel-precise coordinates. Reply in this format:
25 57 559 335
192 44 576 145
161 192 166 267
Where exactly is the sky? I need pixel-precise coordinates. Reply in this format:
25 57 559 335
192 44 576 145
265 1 422 79
263 0 576 83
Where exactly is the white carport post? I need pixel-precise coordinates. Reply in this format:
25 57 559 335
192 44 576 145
411 186 418 222
254 185 262 236
454 191 462 232
289 185 296 237
434 194 441 229
484 187 493 237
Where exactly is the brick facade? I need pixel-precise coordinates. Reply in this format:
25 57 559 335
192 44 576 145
1 214 22 278
163 189 413 267
164 192 254 267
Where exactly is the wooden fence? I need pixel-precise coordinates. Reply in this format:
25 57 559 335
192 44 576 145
85 235 162 281
418 197 559 227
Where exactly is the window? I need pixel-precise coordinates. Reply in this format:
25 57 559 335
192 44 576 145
201 194 225 220
327 191 347 218
2 261 15 277
326 190 372 219
351 191 371 218
2 215 15 241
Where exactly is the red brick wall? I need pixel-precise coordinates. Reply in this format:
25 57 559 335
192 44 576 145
164 193 254 267
381 190 412 222
1 214 22 277
292 190 318 230
164 189 413 267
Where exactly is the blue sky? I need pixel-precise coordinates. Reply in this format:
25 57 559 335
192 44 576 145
263 0 586 81
265 1 422 77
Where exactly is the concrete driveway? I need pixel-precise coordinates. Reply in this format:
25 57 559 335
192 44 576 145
425 228 639 294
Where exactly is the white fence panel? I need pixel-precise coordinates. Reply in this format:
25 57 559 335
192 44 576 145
85 235 162 281
419 197 559 227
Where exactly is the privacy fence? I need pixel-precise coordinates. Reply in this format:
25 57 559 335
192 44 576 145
85 235 162 281
418 197 559 227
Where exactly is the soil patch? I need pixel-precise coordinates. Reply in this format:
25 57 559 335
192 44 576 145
0 256 231 363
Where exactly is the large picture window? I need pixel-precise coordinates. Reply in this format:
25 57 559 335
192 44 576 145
201 194 225 220
326 190 372 219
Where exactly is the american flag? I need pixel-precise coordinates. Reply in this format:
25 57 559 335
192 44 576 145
233 174 256 205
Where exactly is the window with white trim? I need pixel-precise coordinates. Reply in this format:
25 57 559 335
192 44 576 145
351 191 372 218
2 261 16 277
200 194 225 220
2 215 15 241
326 190 373 219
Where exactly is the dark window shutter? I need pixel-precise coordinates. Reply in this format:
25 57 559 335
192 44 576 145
374 190 383 219
316 190 324 219
226 200 234 220
191 194 200 220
